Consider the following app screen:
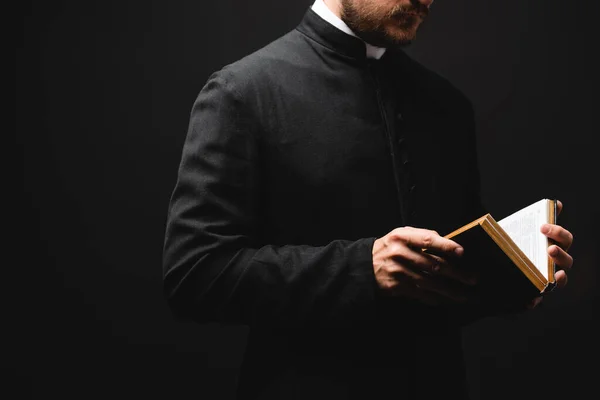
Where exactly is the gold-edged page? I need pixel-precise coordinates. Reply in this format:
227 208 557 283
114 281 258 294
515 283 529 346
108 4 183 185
497 199 552 282
482 216 547 291
547 199 557 283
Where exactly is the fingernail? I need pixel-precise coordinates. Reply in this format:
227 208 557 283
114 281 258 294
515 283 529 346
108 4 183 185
550 245 559 256
541 225 550 234
455 247 464 256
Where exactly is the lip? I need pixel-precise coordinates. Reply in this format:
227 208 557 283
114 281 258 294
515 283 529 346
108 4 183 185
393 12 426 19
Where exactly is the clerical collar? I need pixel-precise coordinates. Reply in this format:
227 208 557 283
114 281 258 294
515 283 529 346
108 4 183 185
311 0 387 60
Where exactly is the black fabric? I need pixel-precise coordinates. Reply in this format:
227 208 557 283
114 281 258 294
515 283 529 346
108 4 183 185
162 7 486 400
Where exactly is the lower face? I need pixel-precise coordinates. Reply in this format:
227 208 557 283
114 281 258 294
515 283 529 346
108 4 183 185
340 0 429 47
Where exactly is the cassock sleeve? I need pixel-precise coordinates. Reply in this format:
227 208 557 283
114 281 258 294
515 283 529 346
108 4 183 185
162 70 378 329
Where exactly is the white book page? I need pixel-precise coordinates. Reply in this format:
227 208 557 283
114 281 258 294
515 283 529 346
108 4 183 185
497 199 550 280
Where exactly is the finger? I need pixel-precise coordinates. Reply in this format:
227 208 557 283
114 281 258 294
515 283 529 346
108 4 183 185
389 244 475 286
395 227 463 257
541 224 573 252
554 269 568 289
390 242 438 271
549 244 573 270
421 252 477 286
527 296 544 310
556 200 563 216
387 262 469 304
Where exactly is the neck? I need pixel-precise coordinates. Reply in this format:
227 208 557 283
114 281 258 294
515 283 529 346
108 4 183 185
323 0 342 18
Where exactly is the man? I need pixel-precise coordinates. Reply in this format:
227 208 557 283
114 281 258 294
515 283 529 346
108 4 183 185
162 0 574 398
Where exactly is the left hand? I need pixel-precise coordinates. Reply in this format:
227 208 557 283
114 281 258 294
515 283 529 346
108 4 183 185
528 200 574 309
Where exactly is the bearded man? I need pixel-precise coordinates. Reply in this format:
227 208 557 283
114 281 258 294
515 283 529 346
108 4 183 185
162 1 574 398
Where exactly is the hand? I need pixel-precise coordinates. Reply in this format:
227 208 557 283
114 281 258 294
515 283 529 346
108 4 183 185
372 226 477 306
528 200 574 309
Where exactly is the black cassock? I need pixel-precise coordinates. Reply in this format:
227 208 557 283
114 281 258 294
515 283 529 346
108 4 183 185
163 7 486 400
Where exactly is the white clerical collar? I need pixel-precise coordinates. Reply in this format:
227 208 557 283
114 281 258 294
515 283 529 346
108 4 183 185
311 0 387 60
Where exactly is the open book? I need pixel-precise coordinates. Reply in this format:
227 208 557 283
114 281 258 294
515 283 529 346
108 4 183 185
444 198 557 307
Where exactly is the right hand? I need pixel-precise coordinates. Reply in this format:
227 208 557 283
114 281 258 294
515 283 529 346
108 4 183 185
372 226 477 306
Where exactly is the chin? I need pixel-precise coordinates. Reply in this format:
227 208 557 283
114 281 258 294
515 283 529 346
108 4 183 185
385 21 420 45
385 29 417 46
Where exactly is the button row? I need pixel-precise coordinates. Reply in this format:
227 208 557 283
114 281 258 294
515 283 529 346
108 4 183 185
393 113 416 222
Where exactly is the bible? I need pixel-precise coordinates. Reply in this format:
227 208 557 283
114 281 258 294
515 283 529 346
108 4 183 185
445 198 557 308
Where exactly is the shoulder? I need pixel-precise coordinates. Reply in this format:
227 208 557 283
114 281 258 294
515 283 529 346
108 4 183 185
205 29 309 98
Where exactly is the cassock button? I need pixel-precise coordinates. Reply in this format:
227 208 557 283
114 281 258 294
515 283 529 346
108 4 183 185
397 137 405 146
397 112 404 120
403 159 411 168
410 184 416 193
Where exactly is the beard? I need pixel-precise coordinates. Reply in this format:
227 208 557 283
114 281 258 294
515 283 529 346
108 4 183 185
340 0 429 47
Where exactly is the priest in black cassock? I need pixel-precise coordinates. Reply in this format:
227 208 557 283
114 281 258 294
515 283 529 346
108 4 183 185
162 1 574 399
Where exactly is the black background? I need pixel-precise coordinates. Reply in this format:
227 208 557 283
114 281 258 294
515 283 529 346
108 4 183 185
16 1 599 399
